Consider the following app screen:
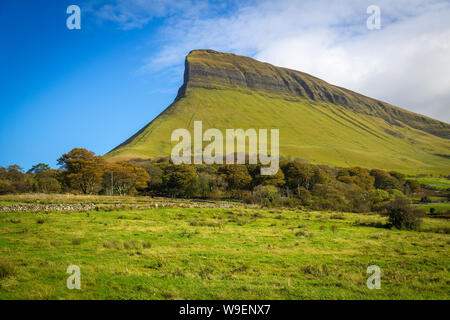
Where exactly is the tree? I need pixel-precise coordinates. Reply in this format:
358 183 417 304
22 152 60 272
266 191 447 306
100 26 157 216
0 165 31 193
370 169 398 190
368 189 390 210
249 164 285 187
281 161 327 192
194 172 227 198
251 185 281 207
389 171 405 184
57 148 105 194
34 169 62 193
405 180 421 193
218 165 252 190
133 161 163 195
103 162 150 196
385 197 424 230
161 164 197 197
28 163 50 174
337 167 374 190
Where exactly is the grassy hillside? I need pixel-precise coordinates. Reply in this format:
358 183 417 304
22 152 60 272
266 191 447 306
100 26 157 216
0 198 448 299
107 87 450 174
107 50 450 174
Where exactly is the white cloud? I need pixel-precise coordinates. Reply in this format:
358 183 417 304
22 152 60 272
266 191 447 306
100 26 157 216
91 0 450 122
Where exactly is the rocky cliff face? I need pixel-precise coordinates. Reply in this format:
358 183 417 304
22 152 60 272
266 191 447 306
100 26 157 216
177 50 449 139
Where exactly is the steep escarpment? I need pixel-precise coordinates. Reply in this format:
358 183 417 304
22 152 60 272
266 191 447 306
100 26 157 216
178 50 449 139
107 50 450 174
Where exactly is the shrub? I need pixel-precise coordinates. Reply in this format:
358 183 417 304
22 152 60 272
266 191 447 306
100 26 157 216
385 197 424 230
295 229 313 238
330 225 338 234
330 213 345 220
251 185 281 207
143 240 152 249
0 260 15 279
103 240 121 249
123 239 141 250
72 237 82 245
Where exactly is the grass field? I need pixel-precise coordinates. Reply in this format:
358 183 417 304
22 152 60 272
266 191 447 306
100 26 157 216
0 196 449 300
409 177 450 190
417 203 450 214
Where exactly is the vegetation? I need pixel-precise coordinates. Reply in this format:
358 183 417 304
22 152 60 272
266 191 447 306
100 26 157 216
384 197 424 230
2 147 449 216
0 201 448 299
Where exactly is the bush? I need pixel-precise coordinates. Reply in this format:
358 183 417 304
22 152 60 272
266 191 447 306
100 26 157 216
250 185 281 207
0 260 16 279
385 197 424 230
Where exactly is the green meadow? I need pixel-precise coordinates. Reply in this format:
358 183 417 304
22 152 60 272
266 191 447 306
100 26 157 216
0 196 448 300
409 177 450 190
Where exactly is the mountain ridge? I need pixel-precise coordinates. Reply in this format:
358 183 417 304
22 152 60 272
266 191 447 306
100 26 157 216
177 49 449 139
107 49 450 174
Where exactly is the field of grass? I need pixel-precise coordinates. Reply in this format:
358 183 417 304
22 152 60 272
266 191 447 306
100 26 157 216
417 203 450 214
0 197 449 300
409 177 450 190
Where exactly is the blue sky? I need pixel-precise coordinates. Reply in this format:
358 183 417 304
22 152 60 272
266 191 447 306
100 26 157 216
1 0 449 170
0 1 183 170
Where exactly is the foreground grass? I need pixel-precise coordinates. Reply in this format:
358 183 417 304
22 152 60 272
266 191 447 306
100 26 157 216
0 204 449 299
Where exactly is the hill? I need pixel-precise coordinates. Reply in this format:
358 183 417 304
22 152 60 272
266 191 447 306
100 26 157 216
107 50 450 174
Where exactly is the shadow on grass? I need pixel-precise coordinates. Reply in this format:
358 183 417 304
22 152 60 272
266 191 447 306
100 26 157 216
354 221 391 229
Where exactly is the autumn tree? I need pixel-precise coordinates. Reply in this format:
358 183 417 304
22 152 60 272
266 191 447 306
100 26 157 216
0 165 31 194
337 167 374 190
57 148 105 194
405 179 421 194
103 161 150 196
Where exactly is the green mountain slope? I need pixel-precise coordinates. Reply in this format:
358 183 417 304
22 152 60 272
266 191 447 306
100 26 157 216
107 50 450 174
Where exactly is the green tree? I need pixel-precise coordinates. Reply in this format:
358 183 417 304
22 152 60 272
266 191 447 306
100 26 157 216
161 164 197 197
28 163 50 174
370 169 398 190
385 197 424 230
281 161 327 192
219 165 252 190
34 169 62 193
249 164 285 187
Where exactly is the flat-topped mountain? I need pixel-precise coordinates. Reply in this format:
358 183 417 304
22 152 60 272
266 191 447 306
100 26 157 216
107 50 450 174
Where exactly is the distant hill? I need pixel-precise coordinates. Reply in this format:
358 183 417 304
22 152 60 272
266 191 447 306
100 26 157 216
107 49 450 174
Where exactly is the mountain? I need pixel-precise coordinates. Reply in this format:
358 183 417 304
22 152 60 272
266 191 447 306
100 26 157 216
107 49 450 174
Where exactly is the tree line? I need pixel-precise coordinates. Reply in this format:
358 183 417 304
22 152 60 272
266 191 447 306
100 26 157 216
0 148 424 213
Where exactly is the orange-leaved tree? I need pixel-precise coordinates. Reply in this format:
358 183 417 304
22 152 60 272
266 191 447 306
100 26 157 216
103 161 150 196
57 148 105 194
